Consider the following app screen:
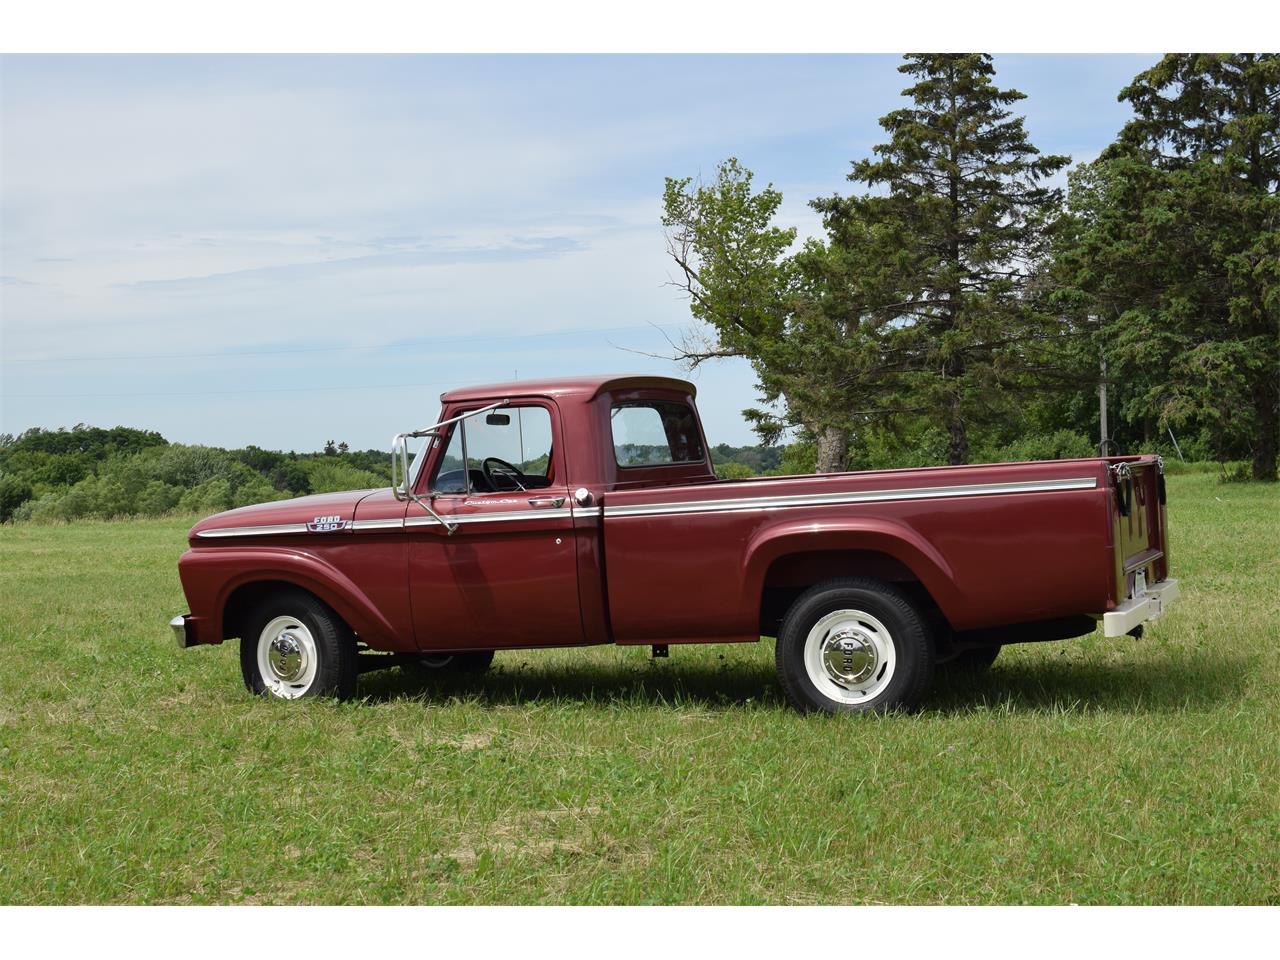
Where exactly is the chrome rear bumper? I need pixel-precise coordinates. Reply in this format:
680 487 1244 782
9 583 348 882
171 614 197 649
1103 579 1179 638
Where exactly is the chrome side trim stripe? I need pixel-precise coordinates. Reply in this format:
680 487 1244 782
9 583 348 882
195 476 1097 537
602 476 1098 519
199 508 585 537
405 509 574 528
349 518 405 532
196 523 310 539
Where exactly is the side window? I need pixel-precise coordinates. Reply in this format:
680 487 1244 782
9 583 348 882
611 401 705 467
431 405 556 494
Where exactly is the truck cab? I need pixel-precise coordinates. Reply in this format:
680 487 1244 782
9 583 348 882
174 374 1178 714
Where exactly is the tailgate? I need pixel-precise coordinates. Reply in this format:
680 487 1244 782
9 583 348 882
1108 456 1170 604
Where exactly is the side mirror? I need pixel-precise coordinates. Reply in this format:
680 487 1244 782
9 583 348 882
391 434 411 501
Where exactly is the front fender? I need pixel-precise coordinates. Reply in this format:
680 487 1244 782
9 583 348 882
178 545 400 647
740 516 963 622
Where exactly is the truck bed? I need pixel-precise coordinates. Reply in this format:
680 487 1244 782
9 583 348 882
598 456 1166 644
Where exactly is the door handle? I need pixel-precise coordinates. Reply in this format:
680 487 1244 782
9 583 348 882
527 496 566 509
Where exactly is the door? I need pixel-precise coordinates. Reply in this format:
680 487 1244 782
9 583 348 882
407 400 585 651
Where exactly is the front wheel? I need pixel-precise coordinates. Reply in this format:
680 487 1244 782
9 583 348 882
240 589 357 701
775 578 934 715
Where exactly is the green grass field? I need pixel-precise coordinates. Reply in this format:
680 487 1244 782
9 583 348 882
1 472 1276 904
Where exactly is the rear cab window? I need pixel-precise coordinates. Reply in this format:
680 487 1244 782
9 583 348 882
611 400 705 467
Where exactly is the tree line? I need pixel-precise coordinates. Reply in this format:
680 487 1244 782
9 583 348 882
0 425 392 523
661 53 1279 481
0 425 804 522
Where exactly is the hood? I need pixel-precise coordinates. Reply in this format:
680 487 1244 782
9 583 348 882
188 488 382 541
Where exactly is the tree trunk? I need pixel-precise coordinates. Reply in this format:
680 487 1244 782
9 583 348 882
815 426 851 473
946 394 968 465
1252 377 1279 482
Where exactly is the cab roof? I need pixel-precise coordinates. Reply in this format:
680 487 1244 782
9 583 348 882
439 374 697 404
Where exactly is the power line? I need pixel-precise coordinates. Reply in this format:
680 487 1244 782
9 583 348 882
3 378 475 400
1 322 681 364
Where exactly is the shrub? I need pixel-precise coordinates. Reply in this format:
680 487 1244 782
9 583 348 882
178 477 233 514
991 430 1096 464
301 458 387 494
0 475 34 522
134 480 183 516
715 461 756 480
11 492 61 522
1160 459 1219 475
147 444 239 489
771 441 818 476
230 474 290 508
1218 461 1254 484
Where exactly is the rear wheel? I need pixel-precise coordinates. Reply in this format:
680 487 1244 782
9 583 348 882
401 650 495 678
775 578 933 715
240 589 357 701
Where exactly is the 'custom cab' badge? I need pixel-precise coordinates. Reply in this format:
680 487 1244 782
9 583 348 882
307 514 347 532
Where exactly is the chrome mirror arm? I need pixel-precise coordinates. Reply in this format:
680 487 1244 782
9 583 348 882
390 399 511 536
391 432 458 535
410 494 458 536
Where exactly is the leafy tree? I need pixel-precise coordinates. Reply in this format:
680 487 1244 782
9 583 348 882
661 55 1069 471
848 54 1070 464
231 444 284 474
0 475 33 522
269 461 312 494
4 425 166 459
1057 54 1279 480
661 160 907 471
709 442 783 474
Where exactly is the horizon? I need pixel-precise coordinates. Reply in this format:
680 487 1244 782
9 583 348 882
2 53 1152 452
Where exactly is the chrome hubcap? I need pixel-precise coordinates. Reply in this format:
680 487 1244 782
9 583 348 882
821 629 878 685
803 608 897 705
256 616 319 699
268 632 305 682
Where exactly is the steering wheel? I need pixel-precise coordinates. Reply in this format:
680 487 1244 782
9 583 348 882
481 456 528 491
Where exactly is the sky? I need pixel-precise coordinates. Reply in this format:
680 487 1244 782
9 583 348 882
1 53 1154 452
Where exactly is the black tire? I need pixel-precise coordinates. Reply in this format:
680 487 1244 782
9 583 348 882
940 644 1001 675
239 588 357 701
401 650 495 678
775 577 934 715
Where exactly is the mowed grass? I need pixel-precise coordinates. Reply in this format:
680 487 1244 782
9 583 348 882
1 473 1276 904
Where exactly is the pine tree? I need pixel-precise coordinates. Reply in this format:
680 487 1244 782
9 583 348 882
1109 54 1278 480
850 54 1070 464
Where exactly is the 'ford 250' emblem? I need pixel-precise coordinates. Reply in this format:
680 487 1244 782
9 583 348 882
307 514 347 532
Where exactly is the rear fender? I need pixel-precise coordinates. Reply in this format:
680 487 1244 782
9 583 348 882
742 517 962 622
179 546 400 647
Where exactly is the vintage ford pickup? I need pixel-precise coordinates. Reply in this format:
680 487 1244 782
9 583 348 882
173 374 1178 713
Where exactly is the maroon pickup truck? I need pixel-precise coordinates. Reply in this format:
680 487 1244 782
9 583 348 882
173 374 1178 714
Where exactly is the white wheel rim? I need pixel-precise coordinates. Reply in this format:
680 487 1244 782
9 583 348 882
256 615 319 699
802 608 897 705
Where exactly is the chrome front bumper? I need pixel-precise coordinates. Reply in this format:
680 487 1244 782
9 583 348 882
1103 579 1180 637
171 614 197 649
